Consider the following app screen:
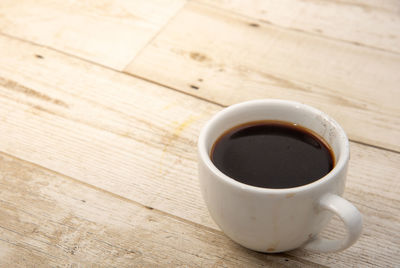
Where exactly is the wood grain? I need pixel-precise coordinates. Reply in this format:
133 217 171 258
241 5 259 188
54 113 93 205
0 0 185 70
0 153 321 267
0 34 399 267
125 2 400 152
196 0 400 54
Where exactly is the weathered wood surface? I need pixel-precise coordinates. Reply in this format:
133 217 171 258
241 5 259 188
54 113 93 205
126 2 400 152
0 0 185 70
1 152 321 267
0 0 399 267
0 35 399 267
197 0 400 54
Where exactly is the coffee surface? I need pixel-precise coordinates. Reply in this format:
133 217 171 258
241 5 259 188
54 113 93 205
211 121 334 189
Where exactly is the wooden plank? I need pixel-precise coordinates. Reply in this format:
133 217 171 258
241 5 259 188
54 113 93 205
0 0 185 70
0 34 215 229
196 0 400 54
0 153 318 267
125 2 400 152
0 34 399 266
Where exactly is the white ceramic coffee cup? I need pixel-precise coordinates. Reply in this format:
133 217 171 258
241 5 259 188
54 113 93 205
198 99 362 253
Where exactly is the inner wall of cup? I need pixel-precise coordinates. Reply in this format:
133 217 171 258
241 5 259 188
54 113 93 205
205 102 343 165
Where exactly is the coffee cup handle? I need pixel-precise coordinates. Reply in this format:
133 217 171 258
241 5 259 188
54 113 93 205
302 193 363 253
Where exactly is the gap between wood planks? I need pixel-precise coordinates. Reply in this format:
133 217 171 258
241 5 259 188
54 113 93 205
122 0 187 71
0 30 397 156
192 0 400 56
0 150 326 267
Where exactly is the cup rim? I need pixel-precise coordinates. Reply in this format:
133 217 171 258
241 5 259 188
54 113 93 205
198 99 349 194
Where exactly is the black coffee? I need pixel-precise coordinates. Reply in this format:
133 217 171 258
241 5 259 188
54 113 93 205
211 121 334 189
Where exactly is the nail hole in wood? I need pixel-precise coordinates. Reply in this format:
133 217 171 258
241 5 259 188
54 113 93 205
249 23 260 27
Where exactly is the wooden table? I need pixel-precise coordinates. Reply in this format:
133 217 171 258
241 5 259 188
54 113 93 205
0 0 399 267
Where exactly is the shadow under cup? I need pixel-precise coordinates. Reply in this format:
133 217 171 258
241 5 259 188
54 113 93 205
198 99 351 252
